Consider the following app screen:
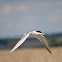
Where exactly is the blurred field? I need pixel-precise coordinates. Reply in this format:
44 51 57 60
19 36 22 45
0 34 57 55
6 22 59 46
0 47 62 62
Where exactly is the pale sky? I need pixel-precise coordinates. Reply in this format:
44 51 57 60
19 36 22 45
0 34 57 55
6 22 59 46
0 0 62 38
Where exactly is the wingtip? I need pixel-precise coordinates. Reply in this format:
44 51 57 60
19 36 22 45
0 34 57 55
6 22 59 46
50 51 52 54
10 51 12 53
45 47 52 54
48 49 52 54
10 49 14 53
10 52 11 53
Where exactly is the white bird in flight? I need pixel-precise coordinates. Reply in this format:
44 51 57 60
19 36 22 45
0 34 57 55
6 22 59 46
10 31 51 54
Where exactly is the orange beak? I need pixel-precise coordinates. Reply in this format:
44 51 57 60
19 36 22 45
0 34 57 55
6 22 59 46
41 33 45 35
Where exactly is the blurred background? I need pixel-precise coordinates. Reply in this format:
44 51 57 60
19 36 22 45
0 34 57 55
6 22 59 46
0 0 62 62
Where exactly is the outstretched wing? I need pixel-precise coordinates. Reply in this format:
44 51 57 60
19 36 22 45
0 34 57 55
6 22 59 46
10 33 30 53
35 35 51 54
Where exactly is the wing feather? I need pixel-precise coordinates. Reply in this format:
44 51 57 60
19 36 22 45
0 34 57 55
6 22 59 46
10 33 30 53
35 35 51 54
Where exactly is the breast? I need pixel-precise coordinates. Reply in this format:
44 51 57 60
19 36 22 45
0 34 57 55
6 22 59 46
29 33 33 37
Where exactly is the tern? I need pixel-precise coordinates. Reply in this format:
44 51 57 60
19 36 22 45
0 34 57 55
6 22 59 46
10 31 51 54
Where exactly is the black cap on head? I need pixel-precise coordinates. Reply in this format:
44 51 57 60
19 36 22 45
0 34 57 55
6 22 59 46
36 31 42 33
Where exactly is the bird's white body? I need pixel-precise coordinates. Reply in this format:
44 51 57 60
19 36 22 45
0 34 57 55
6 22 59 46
29 31 41 36
10 31 51 54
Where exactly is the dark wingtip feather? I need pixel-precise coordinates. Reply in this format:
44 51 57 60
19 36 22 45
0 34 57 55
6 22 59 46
45 46 52 54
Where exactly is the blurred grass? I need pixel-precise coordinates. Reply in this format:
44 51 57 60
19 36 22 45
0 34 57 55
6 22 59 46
0 47 62 62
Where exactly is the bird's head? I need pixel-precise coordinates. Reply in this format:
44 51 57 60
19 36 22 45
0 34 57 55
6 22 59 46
36 31 45 35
